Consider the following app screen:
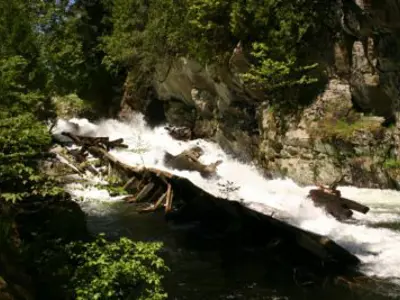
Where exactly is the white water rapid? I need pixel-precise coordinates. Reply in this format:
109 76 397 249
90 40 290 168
53 113 400 284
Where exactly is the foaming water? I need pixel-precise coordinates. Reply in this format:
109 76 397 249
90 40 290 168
53 113 400 283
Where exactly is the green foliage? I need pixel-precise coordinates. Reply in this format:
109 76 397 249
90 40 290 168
383 159 400 170
312 117 383 141
101 0 146 69
28 232 168 299
0 56 52 119
0 113 63 203
0 1 38 58
0 3 167 300
106 185 129 196
101 0 189 80
0 0 77 205
68 235 168 300
230 0 320 90
35 1 87 94
242 43 319 90
94 180 129 197
101 0 232 70
185 0 233 63
102 0 329 93
38 235 168 300
53 93 92 118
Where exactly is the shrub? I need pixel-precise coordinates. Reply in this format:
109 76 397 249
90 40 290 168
52 93 92 118
40 235 169 300
0 113 63 203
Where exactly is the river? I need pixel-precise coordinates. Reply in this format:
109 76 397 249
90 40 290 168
53 113 400 299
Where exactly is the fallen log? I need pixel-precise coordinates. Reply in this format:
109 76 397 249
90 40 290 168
123 176 138 190
308 187 369 220
139 192 167 213
133 182 156 202
50 146 99 176
340 197 369 214
61 132 129 150
106 138 129 150
67 149 88 163
66 149 99 175
146 186 164 204
309 190 352 220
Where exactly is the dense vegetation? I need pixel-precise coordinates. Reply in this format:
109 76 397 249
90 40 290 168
102 0 330 93
0 1 165 299
0 0 331 299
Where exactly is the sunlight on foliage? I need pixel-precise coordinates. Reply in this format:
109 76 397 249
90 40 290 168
101 0 329 96
0 113 63 203
66 235 168 300
53 93 92 118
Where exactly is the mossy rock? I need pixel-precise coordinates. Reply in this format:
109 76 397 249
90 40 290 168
384 159 400 189
383 159 400 170
310 115 383 142
164 100 196 128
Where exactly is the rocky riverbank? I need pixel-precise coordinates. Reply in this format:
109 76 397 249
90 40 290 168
120 0 400 189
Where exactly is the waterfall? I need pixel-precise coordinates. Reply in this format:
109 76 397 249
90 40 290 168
52 112 400 283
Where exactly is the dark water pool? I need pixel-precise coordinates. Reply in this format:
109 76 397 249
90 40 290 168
81 201 400 300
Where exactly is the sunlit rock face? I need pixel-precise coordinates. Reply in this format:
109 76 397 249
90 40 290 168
120 0 400 189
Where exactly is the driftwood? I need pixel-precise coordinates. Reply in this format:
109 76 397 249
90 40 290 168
67 149 99 175
61 132 128 150
81 145 175 213
49 145 99 176
163 146 222 178
59 132 361 274
308 183 369 221
55 132 129 176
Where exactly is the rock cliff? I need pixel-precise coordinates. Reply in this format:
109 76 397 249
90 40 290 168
121 0 400 189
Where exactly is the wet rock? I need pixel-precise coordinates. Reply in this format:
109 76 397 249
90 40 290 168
284 129 311 148
164 100 197 128
163 146 222 178
193 119 217 138
166 126 192 141
191 88 215 118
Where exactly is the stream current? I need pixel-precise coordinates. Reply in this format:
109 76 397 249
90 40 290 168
53 113 400 299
